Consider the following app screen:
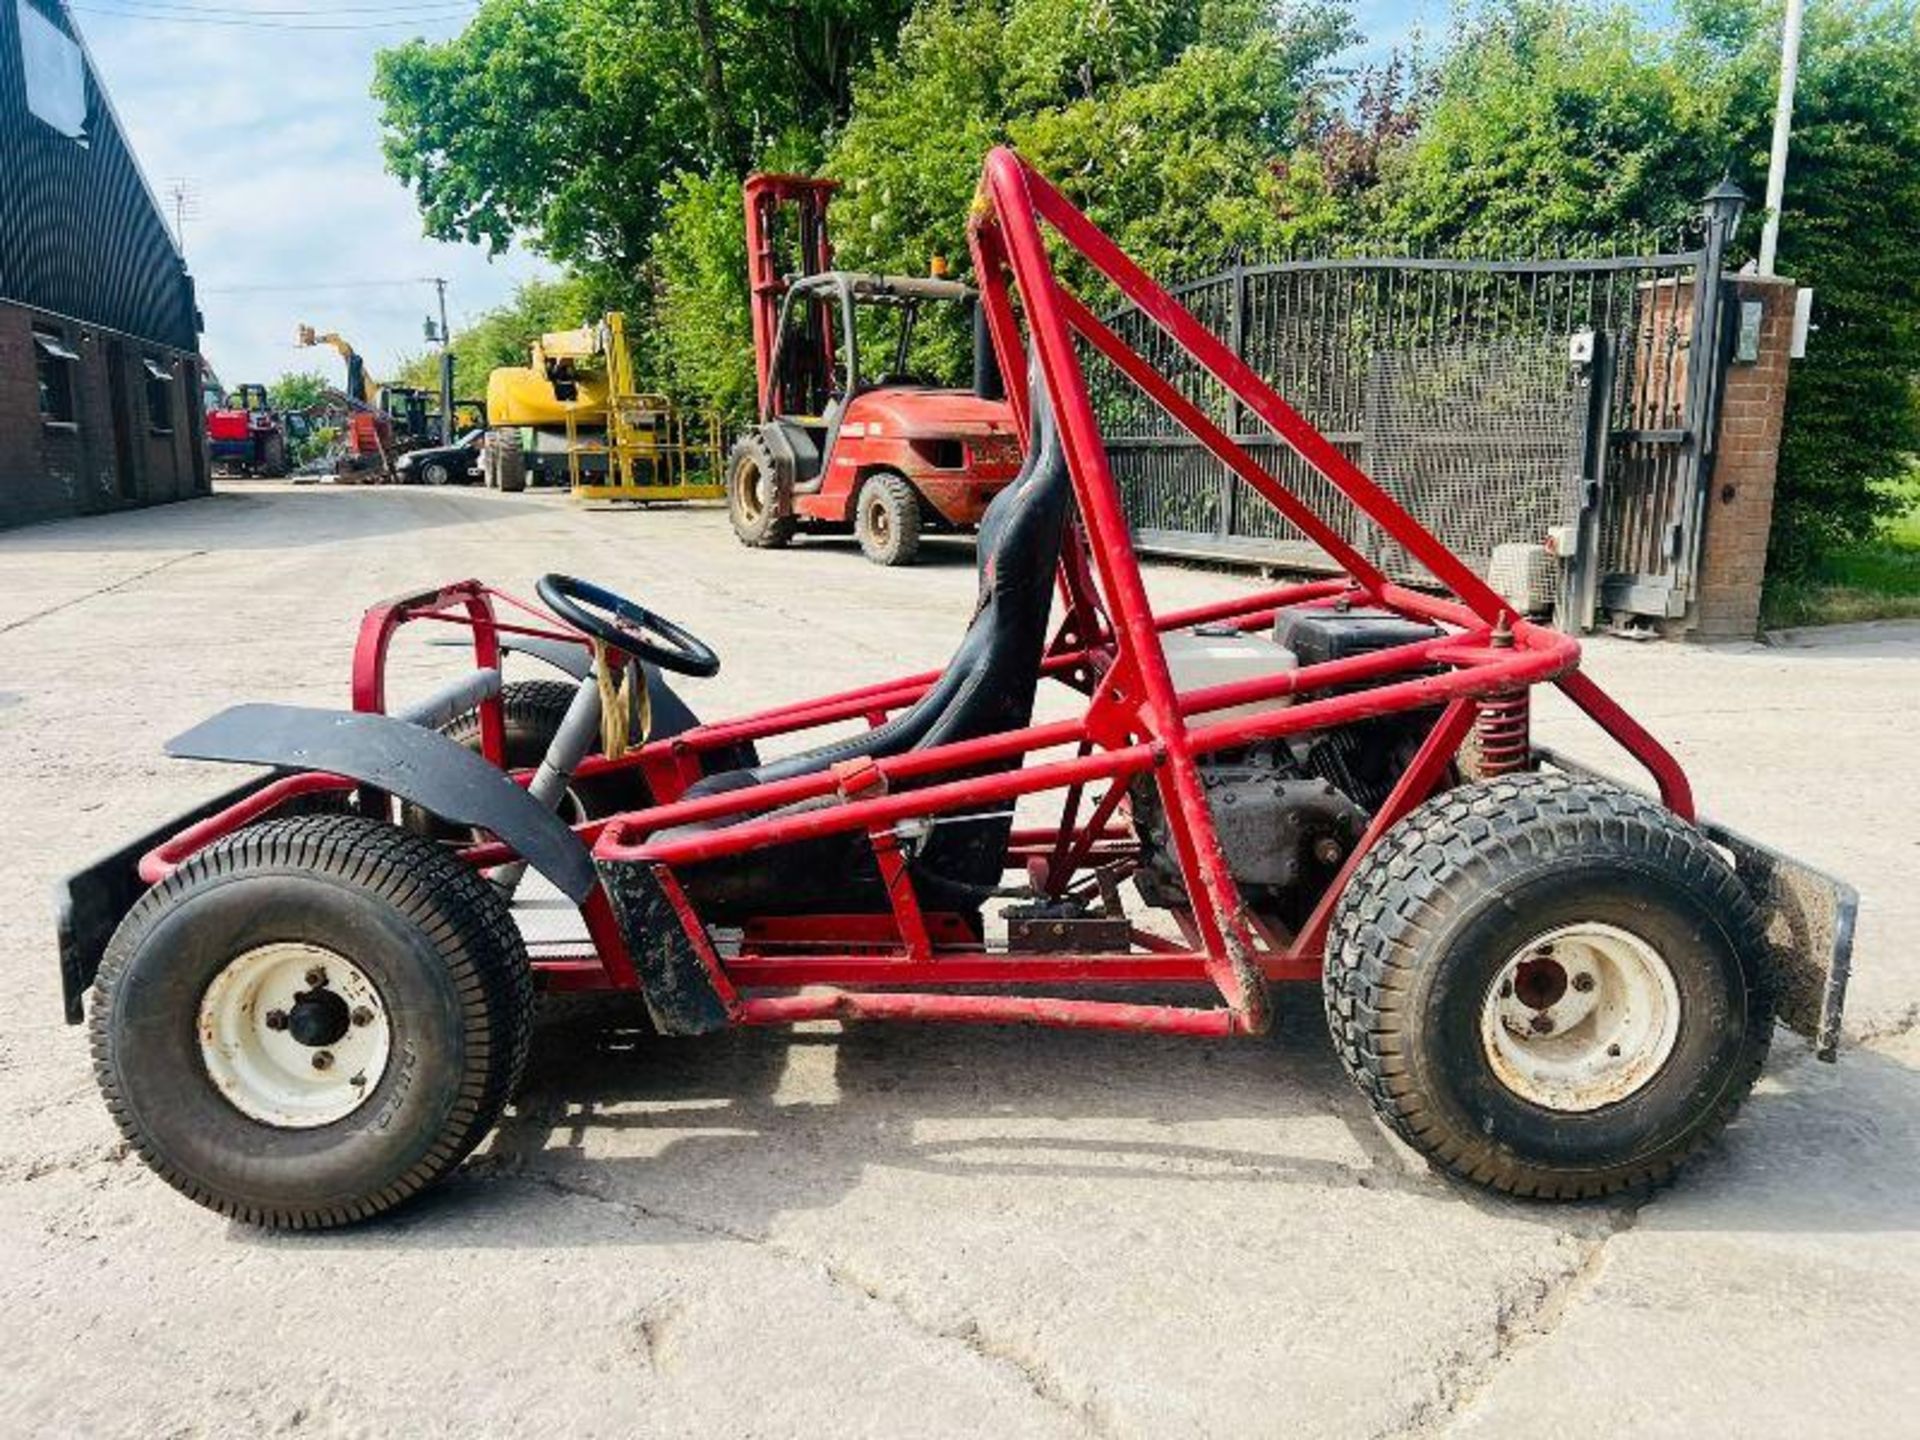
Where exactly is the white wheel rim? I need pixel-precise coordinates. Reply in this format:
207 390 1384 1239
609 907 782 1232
197 943 391 1128
1479 922 1681 1112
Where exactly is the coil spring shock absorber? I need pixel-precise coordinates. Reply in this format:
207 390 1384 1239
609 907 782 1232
1474 615 1532 777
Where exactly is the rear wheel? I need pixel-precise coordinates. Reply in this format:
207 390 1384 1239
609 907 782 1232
727 435 796 549
90 816 533 1228
856 471 922 567
1324 774 1773 1200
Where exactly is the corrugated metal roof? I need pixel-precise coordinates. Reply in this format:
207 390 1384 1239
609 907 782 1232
0 0 199 349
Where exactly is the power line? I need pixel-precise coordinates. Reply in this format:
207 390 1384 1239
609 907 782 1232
201 278 450 295
80 0 478 12
68 3 473 29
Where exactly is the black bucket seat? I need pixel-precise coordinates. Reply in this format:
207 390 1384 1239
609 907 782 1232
666 379 1072 919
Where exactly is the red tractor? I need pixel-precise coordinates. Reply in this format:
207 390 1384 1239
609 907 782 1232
728 174 1022 565
204 383 289 478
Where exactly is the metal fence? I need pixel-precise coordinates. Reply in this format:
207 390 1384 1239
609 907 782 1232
1089 185 1743 627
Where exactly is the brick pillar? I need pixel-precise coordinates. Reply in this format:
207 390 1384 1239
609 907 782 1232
1692 275 1796 640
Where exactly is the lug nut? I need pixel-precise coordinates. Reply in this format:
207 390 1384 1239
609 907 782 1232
1313 836 1344 866
311 1050 334 1071
304 966 328 988
1529 1013 1556 1034
1572 972 1596 993
351 1005 375 1027
1606 1043 1622 1058
264 1009 289 1031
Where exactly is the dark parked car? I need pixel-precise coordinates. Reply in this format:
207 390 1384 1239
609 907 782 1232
396 430 484 486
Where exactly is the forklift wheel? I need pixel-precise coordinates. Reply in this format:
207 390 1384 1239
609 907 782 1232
91 815 533 1228
727 437 796 549
856 471 922 566
1324 773 1774 1200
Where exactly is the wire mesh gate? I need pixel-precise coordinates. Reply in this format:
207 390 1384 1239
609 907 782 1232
1092 186 1743 629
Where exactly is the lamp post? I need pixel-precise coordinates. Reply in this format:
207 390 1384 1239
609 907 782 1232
1758 0 1805 276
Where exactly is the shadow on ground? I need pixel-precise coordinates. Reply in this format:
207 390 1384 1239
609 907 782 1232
0 487 557 555
220 992 1920 1254
241 989 1655 1251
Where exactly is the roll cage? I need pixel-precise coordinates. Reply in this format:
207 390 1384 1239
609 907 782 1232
112 148 1787 1044
767 270 977 417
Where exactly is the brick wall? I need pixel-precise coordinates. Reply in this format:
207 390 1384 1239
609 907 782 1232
0 298 207 530
1693 276 1796 640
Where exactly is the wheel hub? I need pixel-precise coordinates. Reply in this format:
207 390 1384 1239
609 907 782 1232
197 943 390 1128
286 984 351 1048
1480 922 1681 1112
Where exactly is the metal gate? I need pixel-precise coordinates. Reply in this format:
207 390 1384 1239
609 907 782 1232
1091 184 1743 628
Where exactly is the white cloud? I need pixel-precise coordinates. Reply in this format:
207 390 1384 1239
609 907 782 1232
74 6 557 386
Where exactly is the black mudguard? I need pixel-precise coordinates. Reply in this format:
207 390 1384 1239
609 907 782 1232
55 775 269 1023
596 860 733 1036
58 704 602 1023
164 704 597 901
1535 745 1855 1061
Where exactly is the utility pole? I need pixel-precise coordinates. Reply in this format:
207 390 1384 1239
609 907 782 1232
1758 0 1805 276
429 277 453 443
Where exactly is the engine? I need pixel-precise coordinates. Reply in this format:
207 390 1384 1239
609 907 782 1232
1131 605 1447 928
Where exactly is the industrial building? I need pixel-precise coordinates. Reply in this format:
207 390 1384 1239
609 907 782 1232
1 0 205 529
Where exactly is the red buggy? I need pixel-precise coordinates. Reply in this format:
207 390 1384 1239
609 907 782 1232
62 152 1853 1227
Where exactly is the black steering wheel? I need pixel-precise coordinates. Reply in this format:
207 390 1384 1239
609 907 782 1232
535 573 720 678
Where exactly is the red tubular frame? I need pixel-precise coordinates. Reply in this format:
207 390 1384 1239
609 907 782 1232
145 150 1698 1038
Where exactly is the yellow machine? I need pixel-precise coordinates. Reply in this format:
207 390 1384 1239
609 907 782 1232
482 313 724 503
296 325 373 404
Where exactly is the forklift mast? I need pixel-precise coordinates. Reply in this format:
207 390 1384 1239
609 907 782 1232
743 174 838 422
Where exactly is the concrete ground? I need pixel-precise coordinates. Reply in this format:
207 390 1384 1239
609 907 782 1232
1 483 1915 1438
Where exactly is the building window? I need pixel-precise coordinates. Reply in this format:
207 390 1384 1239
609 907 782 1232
144 357 174 433
33 328 79 425
18 0 88 140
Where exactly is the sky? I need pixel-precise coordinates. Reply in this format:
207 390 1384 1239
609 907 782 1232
74 0 1442 389
75 2 554 389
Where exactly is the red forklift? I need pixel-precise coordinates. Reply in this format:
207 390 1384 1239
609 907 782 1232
729 174 1023 565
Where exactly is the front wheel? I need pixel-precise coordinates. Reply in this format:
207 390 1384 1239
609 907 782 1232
421 458 453 486
855 471 922 566
90 816 533 1228
1324 774 1774 1200
727 435 796 549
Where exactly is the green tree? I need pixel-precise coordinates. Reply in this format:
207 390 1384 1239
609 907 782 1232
1684 0 1920 573
1360 0 1920 574
1373 2 1714 245
372 0 912 298
267 370 332 413
394 275 599 399
823 0 1352 282
652 168 757 420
